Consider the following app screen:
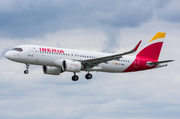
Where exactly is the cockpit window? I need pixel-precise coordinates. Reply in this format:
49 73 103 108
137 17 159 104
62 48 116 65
11 48 23 52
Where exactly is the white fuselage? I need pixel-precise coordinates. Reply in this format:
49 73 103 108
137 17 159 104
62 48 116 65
5 45 135 73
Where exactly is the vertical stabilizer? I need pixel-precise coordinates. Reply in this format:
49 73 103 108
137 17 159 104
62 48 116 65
136 32 166 60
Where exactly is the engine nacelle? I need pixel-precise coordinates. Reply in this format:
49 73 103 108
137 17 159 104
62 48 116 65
43 66 61 75
62 60 82 72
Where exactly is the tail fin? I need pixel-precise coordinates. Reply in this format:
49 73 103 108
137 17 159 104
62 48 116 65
136 32 166 60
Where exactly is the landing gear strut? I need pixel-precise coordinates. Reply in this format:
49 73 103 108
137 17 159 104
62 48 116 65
85 67 92 80
72 72 79 81
24 63 30 74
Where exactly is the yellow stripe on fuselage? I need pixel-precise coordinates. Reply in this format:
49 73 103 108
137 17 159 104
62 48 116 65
148 32 166 43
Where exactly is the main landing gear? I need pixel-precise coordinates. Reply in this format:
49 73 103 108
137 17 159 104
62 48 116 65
72 72 79 81
24 63 30 74
85 68 92 79
72 72 93 81
85 73 92 79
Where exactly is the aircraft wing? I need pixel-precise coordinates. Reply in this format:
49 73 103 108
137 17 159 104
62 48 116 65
81 41 142 68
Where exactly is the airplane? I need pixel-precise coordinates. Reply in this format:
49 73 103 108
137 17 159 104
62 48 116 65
5 32 174 81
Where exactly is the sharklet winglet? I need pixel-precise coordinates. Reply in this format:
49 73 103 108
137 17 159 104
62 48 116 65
133 40 142 51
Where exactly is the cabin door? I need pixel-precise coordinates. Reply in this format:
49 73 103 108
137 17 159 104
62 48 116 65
28 46 34 57
134 58 139 68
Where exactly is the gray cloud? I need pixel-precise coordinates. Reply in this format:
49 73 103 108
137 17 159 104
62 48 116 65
102 28 120 53
155 0 180 23
0 0 170 38
0 0 171 53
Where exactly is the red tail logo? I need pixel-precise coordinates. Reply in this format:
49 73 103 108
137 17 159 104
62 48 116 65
124 32 166 72
137 32 166 60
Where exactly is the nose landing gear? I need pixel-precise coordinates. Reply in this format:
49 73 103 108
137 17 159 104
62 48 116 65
24 63 30 74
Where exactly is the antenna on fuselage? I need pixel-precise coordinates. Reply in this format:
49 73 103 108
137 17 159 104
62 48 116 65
56 43 60 48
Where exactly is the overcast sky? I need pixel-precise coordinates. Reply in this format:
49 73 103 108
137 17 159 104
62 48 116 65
0 0 180 119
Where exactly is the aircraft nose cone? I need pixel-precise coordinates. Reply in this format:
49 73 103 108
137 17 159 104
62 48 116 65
5 51 11 59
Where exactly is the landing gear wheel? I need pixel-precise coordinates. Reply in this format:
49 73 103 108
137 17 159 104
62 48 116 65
72 75 79 81
24 70 29 74
24 63 30 74
85 73 92 79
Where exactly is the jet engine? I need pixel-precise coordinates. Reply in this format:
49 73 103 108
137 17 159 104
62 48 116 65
43 66 61 75
62 60 82 72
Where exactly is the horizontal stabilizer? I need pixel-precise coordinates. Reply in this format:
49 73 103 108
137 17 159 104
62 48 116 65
147 60 174 65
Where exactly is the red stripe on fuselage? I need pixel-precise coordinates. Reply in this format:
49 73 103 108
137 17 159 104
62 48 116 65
123 42 163 72
123 58 157 72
